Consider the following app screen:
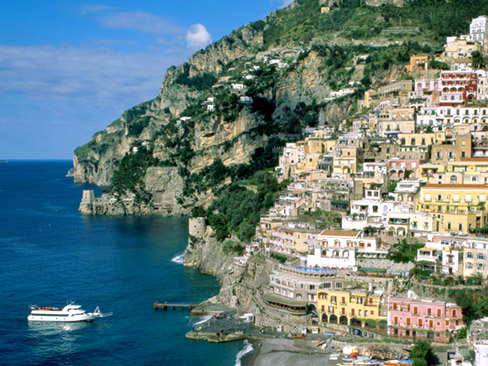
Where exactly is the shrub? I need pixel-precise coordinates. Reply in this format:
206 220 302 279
388 240 424 263
429 60 449 70
207 171 287 242
111 148 158 202
271 253 288 264
223 240 245 256
410 340 438 366
175 64 217 91
127 116 150 136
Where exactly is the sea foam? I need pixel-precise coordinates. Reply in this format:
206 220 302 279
171 252 185 264
193 315 212 326
235 340 254 366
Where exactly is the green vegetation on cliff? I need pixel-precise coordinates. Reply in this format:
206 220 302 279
111 148 158 202
449 287 488 325
389 240 424 263
264 0 488 46
175 63 217 90
205 171 288 242
298 209 342 230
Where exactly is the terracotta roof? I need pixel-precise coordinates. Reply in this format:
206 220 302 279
320 230 359 237
459 158 488 162
423 184 488 189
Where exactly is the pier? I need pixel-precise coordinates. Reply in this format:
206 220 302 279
153 302 198 311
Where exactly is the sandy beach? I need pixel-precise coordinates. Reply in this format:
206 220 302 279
243 338 340 366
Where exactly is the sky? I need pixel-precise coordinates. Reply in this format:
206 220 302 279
0 0 291 159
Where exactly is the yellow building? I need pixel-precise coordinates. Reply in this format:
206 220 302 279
376 107 416 136
418 159 488 185
316 289 385 327
333 147 359 175
304 138 336 155
397 132 442 147
417 184 488 233
443 38 481 61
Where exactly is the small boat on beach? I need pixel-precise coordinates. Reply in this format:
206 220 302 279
27 304 112 322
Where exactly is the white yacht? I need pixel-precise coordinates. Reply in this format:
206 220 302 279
27 304 110 322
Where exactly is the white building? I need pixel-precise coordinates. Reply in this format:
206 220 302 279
232 83 245 90
350 199 393 218
416 105 488 131
475 343 488 366
470 16 488 44
240 96 253 104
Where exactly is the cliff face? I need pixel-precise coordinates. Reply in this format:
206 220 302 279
185 218 272 312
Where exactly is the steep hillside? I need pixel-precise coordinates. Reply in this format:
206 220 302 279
71 0 488 219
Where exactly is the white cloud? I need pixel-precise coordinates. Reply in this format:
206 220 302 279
280 0 293 8
80 4 115 14
97 11 181 35
0 45 185 106
186 24 212 49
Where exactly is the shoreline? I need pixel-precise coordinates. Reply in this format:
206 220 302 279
241 338 341 366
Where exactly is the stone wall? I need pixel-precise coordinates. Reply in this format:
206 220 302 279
365 0 404 7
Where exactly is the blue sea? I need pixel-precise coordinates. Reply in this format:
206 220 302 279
0 161 244 365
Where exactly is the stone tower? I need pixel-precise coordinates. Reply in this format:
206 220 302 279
79 190 95 215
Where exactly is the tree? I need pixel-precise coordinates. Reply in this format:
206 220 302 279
472 51 486 69
389 240 424 263
410 340 439 366
428 60 449 70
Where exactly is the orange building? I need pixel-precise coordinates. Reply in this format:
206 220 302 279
406 55 429 73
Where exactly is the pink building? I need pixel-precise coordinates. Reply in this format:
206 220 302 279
439 71 478 107
387 295 464 343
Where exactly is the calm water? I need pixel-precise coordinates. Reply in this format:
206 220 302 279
0 161 242 365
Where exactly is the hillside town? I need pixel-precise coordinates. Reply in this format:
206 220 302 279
219 15 488 366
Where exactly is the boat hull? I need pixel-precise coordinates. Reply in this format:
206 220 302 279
27 314 96 322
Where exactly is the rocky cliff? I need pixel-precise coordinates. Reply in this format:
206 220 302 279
72 0 464 216
185 218 273 315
